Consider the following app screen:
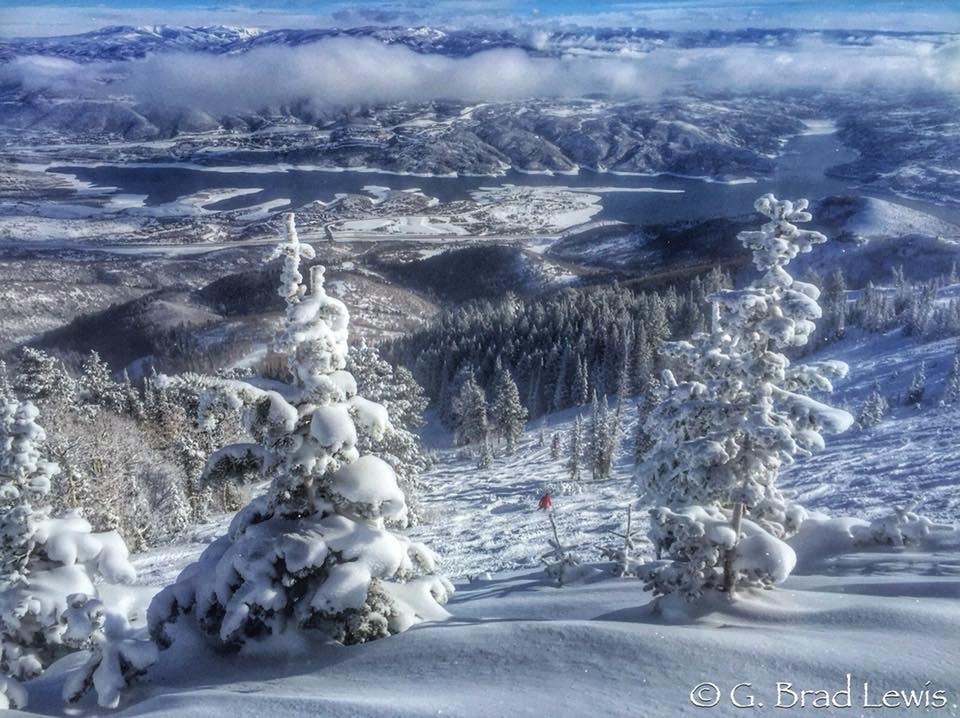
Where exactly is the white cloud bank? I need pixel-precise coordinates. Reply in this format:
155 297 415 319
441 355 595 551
3 34 959 114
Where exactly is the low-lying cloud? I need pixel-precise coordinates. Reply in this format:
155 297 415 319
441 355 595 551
3 33 959 116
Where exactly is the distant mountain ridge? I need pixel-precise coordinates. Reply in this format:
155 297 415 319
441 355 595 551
2 24 956 63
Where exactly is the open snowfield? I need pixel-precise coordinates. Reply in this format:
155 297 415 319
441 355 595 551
11 327 960 718
14 543 960 718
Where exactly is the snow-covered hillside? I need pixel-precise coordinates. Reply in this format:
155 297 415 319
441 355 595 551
786 332 960 522
10 322 959 717
790 196 960 284
111 326 960 589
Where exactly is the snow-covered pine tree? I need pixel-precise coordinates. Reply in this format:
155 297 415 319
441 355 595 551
631 324 655 396
943 347 960 405
477 433 493 470
572 357 590 406
491 365 527 454
907 361 926 406
606 399 623 475
0 363 10 400
568 415 584 482
141 465 192 540
550 432 562 461
818 269 848 343
146 374 240 522
0 400 55 589
0 672 27 710
0 398 142 709
77 351 125 415
61 595 158 708
14 348 74 406
588 392 616 480
347 344 431 524
904 285 935 338
633 384 661 464
857 381 889 429
588 391 601 478
452 371 489 447
637 194 853 600
121 369 145 420
551 350 570 412
148 214 452 651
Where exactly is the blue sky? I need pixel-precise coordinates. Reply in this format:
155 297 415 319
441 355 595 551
1 0 959 37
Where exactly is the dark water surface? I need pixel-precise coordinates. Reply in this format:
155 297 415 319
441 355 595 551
48 131 893 227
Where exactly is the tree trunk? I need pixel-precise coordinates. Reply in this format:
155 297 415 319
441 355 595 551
722 502 745 594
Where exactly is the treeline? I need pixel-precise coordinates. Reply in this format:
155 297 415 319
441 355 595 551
0 341 433 550
812 263 960 347
386 267 732 424
4 348 246 550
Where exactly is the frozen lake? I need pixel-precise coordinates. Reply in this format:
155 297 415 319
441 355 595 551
47 129 884 228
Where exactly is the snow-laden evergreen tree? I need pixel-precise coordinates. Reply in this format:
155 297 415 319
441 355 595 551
0 363 9 401
588 391 602 478
141 466 192 540
633 383 662 464
491 365 527 454
572 357 590 407
943 347 960 405
77 351 125 415
0 672 27 710
14 349 74 406
637 195 853 600
0 397 141 709
145 374 237 523
550 432 562 461
588 392 617 480
120 369 145 420
631 324 656 396
907 361 926 406
60 594 157 708
646 295 671 344
904 285 936 337
851 501 955 547
148 214 452 651
0 399 57 588
476 433 493 470
857 381 889 429
551 350 570 412
854 281 896 333
568 416 584 482
452 371 488 447
347 344 431 524
271 211 316 304
817 268 847 344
